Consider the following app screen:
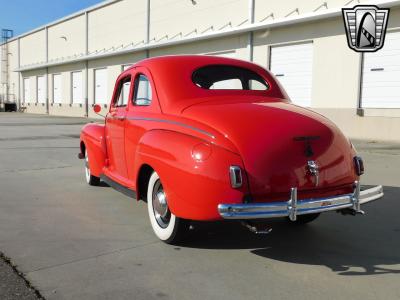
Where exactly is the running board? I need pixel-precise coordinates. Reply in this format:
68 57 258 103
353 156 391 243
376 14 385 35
100 174 137 199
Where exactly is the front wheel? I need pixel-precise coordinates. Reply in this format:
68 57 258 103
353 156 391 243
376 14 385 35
84 150 100 186
147 171 188 244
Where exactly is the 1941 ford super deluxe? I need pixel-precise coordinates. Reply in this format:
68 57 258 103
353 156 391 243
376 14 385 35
79 55 383 244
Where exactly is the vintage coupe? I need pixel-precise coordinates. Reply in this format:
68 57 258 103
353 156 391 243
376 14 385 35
79 55 383 243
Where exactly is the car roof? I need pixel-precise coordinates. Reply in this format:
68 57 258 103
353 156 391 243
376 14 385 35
126 55 286 114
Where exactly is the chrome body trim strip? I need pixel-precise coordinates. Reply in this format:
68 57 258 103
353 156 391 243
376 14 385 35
125 116 215 138
218 182 383 220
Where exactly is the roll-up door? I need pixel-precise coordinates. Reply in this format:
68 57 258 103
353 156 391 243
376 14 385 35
53 74 62 104
23 78 30 103
94 68 108 105
270 43 313 107
37 76 46 103
361 31 400 108
72 71 83 104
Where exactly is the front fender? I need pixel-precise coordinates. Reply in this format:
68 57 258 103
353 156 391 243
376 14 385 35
80 123 106 177
134 130 249 221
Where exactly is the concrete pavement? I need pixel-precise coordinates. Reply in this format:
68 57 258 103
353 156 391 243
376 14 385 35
0 113 399 300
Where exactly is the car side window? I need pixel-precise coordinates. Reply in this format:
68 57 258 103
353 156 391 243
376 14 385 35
114 76 131 107
133 74 152 106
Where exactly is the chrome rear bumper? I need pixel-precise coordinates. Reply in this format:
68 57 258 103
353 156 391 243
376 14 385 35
218 182 383 221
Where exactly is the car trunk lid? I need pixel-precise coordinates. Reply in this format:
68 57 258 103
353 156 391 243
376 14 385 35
182 99 357 201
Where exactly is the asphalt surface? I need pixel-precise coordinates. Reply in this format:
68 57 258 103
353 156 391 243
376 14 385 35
0 253 40 300
0 112 399 300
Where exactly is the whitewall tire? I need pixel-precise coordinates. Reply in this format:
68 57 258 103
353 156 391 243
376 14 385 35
84 149 100 186
147 171 188 244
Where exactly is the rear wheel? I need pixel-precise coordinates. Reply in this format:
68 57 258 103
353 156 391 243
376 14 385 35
287 213 320 225
147 171 188 244
84 150 100 186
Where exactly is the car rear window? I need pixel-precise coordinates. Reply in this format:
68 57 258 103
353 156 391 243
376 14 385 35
192 65 269 91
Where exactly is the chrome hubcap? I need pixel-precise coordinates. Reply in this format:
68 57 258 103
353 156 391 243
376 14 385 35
152 180 171 228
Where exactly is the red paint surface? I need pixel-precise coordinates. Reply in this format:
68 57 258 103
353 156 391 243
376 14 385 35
80 55 358 221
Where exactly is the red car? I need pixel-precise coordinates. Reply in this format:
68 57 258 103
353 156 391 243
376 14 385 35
79 55 383 244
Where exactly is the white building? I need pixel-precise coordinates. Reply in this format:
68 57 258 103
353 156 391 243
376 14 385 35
1 0 399 141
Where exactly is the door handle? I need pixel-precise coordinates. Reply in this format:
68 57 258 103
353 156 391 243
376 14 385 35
116 116 126 121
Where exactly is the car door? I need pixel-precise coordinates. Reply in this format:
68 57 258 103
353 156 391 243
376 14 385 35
125 67 162 184
105 74 132 181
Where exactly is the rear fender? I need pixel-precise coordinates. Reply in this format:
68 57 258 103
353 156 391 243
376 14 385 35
134 130 248 221
80 123 106 177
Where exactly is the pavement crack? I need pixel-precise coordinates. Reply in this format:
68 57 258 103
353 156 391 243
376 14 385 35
27 240 159 274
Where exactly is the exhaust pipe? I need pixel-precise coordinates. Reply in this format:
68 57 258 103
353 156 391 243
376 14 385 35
337 208 365 216
241 221 272 235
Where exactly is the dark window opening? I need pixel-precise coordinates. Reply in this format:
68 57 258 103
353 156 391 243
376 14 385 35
113 76 131 107
192 65 269 91
133 74 152 106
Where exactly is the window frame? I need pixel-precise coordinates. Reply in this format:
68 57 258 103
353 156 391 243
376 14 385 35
192 64 270 91
112 75 132 108
132 74 152 107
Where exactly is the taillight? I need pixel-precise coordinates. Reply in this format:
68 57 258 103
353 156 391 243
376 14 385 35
354 156 364 176
229 166 243 188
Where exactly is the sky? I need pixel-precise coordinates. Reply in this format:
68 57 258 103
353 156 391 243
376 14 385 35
0 0 104 37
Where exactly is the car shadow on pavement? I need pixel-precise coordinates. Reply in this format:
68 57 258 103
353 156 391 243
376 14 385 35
181 186 400 276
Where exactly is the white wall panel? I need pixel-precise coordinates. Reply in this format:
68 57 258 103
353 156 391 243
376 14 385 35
20 30 46 66
270 43 313 107
254 0 351 22
361 31 400 108
88 0 147 53
150 0 247 41
48 15 86 61
149 35 247 59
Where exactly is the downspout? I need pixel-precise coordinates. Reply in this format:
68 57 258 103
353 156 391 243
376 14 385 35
85 11 89 117
248 0 255 62
17 37 21 110
45 26 49 114
145 0 150 58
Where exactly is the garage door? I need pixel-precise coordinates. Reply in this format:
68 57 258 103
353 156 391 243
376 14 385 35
270 43 313 107
37 76 46 103
361 31 400 108
72 71 83 104
23 78 30 103
53 74 62 104
94 68 108 105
